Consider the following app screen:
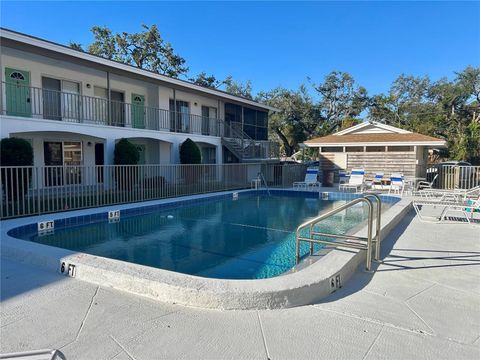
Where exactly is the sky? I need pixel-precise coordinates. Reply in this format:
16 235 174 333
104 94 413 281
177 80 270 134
1 1 479 96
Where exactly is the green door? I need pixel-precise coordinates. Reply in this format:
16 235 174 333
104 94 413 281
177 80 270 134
131 93 145 128
5 68 31 117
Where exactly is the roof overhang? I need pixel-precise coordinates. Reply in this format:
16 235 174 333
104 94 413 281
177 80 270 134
304 141 447 148
0 28 280 112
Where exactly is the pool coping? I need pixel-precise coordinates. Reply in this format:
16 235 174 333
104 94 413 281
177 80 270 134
0 189 412 310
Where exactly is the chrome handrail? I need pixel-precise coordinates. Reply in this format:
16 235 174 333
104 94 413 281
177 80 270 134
257 172 271 196
363 193 382 260
295 196 381 271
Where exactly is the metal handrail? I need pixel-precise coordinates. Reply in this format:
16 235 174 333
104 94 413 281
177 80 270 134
363 193 382 260
257 172 271 196
295 196 381 271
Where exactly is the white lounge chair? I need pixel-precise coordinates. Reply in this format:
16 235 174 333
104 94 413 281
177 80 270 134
413 196 480 224
293 167 321 190
416 174 438 191
418 185 480 202
388 173 405 196
339 169 365 192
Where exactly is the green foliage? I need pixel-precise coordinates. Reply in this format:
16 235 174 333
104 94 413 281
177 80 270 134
0 138 33 200
68 42 84 51
258 72 368 157
114 138 140 165
0 137 33 166
179 138 202 164
72 24 188 78
223 76 253 99
189 72 222 89
368 66 480 164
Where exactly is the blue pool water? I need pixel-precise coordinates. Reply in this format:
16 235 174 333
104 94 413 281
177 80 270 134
11 192 394 279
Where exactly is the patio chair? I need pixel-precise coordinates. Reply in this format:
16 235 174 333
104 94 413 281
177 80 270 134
413 196 480 224
388 173 405 196
293 167 321 190
416 174 438 191
367 172 384 190
418 185 480 202
338 170 349 186
339 168 365 192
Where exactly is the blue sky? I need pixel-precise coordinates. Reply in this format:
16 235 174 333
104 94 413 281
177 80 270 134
1 1 479 96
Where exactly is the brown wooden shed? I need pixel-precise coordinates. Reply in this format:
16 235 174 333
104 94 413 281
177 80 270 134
304 122 447 181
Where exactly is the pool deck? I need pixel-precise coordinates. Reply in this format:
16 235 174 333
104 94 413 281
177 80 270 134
1 209 480 359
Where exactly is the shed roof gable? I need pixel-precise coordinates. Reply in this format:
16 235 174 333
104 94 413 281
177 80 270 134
335 122 411 136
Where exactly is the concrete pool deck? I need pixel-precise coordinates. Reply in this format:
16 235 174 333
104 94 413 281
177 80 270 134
1 209 479 359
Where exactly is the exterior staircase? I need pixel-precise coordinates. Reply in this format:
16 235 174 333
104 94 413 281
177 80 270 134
220 120 280 162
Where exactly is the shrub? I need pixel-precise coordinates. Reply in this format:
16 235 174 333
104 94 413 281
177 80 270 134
179 138 202 184
179 138 202 164
1 137 33 166
114 138 140 165
113 138 140 190
0 137 34 201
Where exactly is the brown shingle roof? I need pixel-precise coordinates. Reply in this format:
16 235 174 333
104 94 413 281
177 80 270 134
304 132 446 145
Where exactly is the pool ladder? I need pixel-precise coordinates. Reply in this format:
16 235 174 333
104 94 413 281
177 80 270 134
295 194 382 271
257 172 271 196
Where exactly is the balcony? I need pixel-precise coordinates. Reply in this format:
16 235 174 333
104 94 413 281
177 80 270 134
0 82 224 136
0 82 280 160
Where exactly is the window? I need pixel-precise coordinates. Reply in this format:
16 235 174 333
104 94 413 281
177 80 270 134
93 86 108 123
42 77 81 121
169 99 190 132
388 146 413 152
346 146 364 152
201 146 216 164
224 103 268 140
366 146 386 152
43 141 82 186
10 72 25 80
201 106 217 135
321 147 343 153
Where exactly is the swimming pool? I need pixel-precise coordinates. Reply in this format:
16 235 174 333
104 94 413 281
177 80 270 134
9 191 396 280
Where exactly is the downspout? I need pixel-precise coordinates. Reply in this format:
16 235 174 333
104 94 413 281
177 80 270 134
107 71 111 125
173 88 176 132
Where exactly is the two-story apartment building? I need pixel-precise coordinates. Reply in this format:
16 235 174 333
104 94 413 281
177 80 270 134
0 28 279 173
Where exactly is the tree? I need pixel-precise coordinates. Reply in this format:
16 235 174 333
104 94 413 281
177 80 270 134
258 86 320 157
310 71 369 135
368 66 480 164
68 42 84 51
71 24 188 78
223 76 253 99
114 138 139 165
258 72 367 157
189 72 223 89
179 138 201 164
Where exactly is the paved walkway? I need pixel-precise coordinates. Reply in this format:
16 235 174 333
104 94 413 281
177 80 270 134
1 210 479 359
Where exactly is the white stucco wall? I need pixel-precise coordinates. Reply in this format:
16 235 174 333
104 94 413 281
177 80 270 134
0 115 222 165
1 46 227 120
0 45 230 165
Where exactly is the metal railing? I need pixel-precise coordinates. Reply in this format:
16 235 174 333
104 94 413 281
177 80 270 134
426 165 480 190
257 172 271 196
1 82 223 136
295 194 382 271
0 163 307 219
1 82 280 159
